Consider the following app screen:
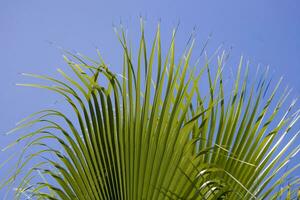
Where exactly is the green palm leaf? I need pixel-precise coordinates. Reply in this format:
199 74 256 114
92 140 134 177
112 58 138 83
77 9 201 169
2 22 299 200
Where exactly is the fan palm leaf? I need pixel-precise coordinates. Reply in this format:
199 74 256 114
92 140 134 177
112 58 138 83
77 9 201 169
2 22 299 200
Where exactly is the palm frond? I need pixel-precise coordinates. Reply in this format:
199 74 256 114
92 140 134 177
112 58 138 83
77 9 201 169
2 22 299 200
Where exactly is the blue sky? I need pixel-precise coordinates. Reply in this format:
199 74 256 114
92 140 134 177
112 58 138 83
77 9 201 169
1 0 300 198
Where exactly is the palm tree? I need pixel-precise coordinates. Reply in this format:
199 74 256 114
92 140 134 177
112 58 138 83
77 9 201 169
2 22 300 199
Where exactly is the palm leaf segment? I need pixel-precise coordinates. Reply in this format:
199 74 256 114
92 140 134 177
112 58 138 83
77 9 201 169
3 23 300 200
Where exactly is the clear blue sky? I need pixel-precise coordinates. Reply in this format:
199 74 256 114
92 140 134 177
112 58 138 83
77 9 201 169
1 0 300 198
